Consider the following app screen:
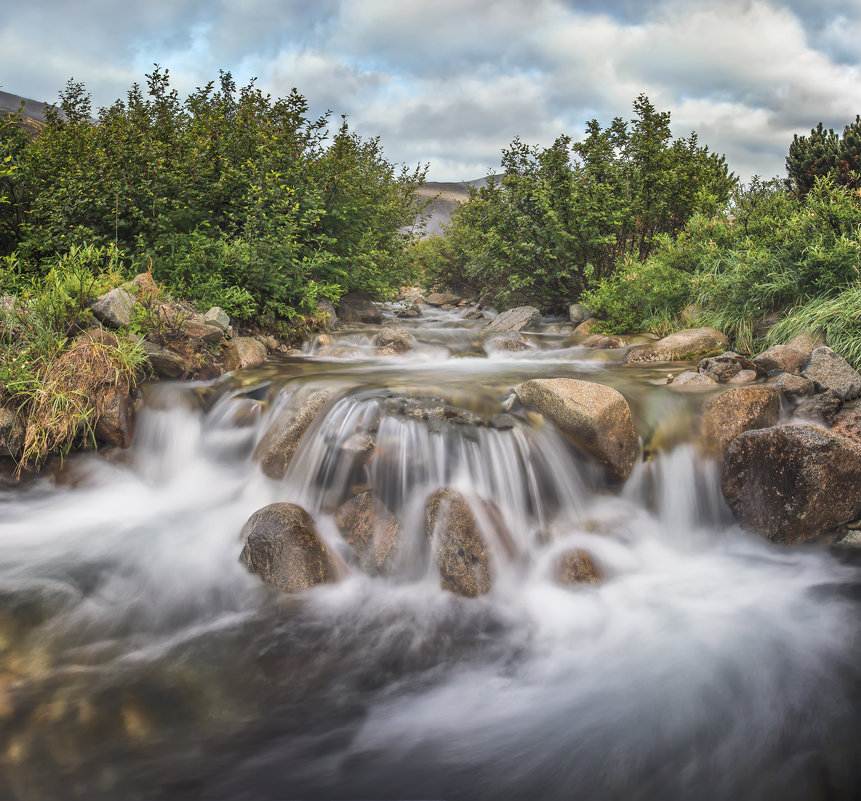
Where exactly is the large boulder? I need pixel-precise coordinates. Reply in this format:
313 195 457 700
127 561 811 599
0 407 24 458
337 291 383 324
625 327 729 364
203 306 230 331
568 303 592 325
90 287 137 329
772 372 815 403
222 337 267 372
240 503 338 592
373 326 415 354
486 306 540 333
697 352 759 383
424 488 491 597
701 385 780 457
254 389 333 479
721 424 861 544
316 300 339 330
140 340 188 379
515 378 639 480
335 491 401 576
425 292 461 307
753 344 808 375
801 347 861 401
94 388 136 448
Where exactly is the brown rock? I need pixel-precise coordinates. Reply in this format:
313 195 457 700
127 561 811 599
555 549 602 585
515 378 639 480
373 326 415 353
728 369 758 385
337 291 383 324
254 389 333 479
721 424 861 544
335 491 401 575
625 327 729 364
753 345 808 375
772 372 815 402
222 337 267 372
140 340 189 379
701 385 780 457
580 334 627 349
426 292 461 307
573 318 598 335
795 390 843 425
698 352 758 382
668 371 718 389
94 388 136 448
424 488 491 597
240 503 338 592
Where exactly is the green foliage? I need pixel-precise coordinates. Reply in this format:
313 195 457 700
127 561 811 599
786 116 861 194
422 95 735 308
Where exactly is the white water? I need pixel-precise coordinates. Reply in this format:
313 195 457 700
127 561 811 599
0 305 858 801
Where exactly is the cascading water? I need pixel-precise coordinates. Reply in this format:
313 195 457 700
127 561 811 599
0 304 858 801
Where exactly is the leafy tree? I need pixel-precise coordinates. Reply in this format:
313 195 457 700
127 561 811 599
786 116 861 194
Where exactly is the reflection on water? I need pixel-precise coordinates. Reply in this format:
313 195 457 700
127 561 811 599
0 303 858 800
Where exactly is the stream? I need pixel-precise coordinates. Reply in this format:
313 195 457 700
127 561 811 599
0 304 859 800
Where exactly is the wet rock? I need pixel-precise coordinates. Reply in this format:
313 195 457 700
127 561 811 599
203 307 230 331
317 299 338 330
94 388 135 448
463 308 485 321
222 337 267 372
515 378 639 480
424 488 491 597
373 326 415 354
0 408 24 458
376 346 401 357
721 424 861 544
426 292 461 307
555 549 602 585
486 331 530 352
314 333 333 349
336 291 382 324
568 303 592 325
240 503 338 592
728 369 758 385
795 390 843 425
90 287 137 329
477 293 495 308
140 340 188 379
255 389 333 479
701 385 780 457
832 400 861 447
486 306 540 333
801 347 861 401
667 371 718 389
753 344 808 375
625 327 729 364
183 318 225 344
698 351 758 382
395 305 422 319
580 334 627 349
573 318 598 335
772 372 815 403
785 330 826 355
335 491 401 575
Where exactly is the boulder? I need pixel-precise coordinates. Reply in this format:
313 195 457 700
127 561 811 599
515 378 639 480
424 488 491 597
94 388 135 448
240 503 338 592
772 372 815 403
486 306 540 333
316 299 339 330
90 287 137 329
753 344 808 375
373 326 415 354
0 408 24 458
625 327 729 364
396 305 422 319
336 291 382 325
801 347 861 401
222 337 267 372
555 549 602 585
203 306 230 331
721 424 861 544
573 318 598 335
832 401 861 447
463 308 485 321
254 389 333 479
183 318 225 344
785 330 826 355
701 385 780 457
568 303 592 325
426 292 461 307
795 390 843 425
335 491 401 576
140 340 188 379
697 351 759 382
667 371 718 389
486 331 530 352
580 334 627 349
728 369 758 385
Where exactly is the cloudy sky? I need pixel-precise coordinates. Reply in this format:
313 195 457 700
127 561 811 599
2 0 861 182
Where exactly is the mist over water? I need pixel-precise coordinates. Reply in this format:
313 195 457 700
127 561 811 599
0 305 858 800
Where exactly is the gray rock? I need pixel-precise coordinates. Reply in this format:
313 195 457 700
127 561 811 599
795 390 843 425
94 388 136 448
254 389 333 479
753 344 808 375
801 347 861 401
721 424 861 544
240 503 338 592
336 291 382 324
625 327 729 364
486 306 540 333
141 340 188 379
222 337 267 372
486 331 530 352
426 292 462 307
728 369 758 385
698 351 759 382
701 385 780 457
463 308 484 320
203 306 230 331
90 287 137 329
668 371 718 389
335 491 401 576
515 378 639 480
0 407 24 458
772 372 815 402
568 303 592 325
424 488 491 597
317 299 339 330
374 326 415 354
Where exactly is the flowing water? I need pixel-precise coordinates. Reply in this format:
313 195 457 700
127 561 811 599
0 305 859 801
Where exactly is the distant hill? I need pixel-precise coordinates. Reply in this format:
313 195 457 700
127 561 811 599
0 90 50 137
414 176 496 237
